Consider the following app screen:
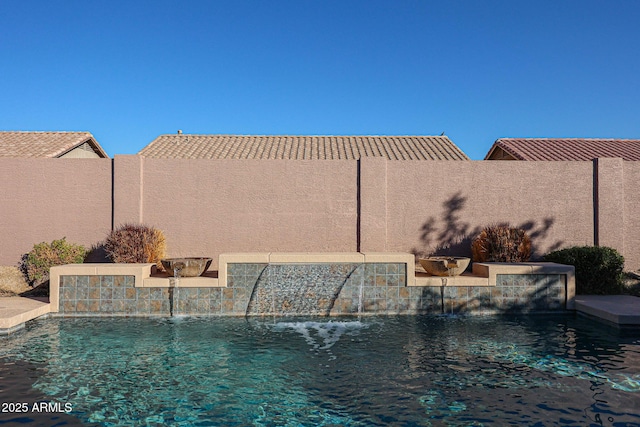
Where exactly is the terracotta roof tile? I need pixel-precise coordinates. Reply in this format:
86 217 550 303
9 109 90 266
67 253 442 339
0 131 108 158
486 138 640 161
139 134 470 160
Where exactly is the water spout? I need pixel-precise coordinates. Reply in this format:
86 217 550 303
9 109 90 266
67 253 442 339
173 262 185 282
168 285 175 316
440 277 447 314
446 258 458 277
168 262 184 316
270 263 277 320
357 265 365 316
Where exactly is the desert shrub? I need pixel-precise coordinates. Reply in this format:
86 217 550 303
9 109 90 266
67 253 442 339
471 224 531 262
543 246 624 295
21 238 87 287
104 223 166 266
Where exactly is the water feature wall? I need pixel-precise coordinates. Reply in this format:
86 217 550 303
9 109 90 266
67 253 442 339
245 264 361 316
55 262 409 316
50 255 573 317
244 263 409 316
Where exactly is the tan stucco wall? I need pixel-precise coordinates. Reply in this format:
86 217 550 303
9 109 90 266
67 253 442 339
595 158 625 256
623 161 640 270
365 160 595 260
0 158 112 265
113 155 143 225
137 158 358 269
1 156 638 271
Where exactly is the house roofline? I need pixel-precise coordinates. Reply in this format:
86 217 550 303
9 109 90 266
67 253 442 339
56 135 109 158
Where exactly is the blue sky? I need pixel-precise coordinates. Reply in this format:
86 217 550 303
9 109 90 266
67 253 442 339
1 1 639 159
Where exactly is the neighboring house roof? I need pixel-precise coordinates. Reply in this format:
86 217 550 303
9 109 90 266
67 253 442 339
485 138 640 161
0 131 108 158
139 134 470 160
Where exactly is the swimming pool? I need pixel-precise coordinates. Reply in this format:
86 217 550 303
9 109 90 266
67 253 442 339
1 315 639 426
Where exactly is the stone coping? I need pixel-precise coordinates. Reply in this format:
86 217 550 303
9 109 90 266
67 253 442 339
142 272 220 288
575 295 640 326
472 261 575 279
0 297 50 334
415 272 489 287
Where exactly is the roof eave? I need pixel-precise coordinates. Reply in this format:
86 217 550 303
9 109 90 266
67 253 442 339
484 144 498 160
485 140 526 160
55 136 109 158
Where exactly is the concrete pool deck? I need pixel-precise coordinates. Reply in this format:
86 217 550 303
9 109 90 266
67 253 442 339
0 296 50 335
1 294 640 335
575 295 640 327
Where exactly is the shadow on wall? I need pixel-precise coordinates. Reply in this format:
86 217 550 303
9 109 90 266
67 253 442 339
411 192 564 260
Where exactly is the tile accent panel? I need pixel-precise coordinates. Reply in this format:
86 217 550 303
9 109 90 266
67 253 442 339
443 274 566 314
331 263 441 315
56 269 567 317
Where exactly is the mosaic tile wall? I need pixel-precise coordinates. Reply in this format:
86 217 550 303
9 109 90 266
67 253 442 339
443 274 566 314
246 263 360 316
57 267 264 316
57 268 566 317
330 263 441 315
243 263 424 315
59 276 146 315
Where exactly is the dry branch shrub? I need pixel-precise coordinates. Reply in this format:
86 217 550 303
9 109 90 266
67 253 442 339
104 224 166 267
471 224 531 263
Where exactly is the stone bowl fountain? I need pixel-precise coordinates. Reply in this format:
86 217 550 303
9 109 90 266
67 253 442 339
419 257 470 276
161 257 212 277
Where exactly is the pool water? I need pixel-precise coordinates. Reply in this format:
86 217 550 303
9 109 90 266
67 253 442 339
1 315 639 426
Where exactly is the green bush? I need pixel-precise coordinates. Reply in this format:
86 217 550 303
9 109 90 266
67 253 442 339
104 223 166 267
471 224 531 263
543 246 624 295
21 238 87 287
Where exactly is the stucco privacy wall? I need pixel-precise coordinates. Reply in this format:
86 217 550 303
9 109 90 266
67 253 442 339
365 160 596 259
1 156 639 270
118 157 358 270
0 158 112 265
623 161 640 270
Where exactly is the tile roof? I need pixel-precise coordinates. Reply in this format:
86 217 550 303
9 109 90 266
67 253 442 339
0 131 108 158
138 134 470 160
486 138 640 161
